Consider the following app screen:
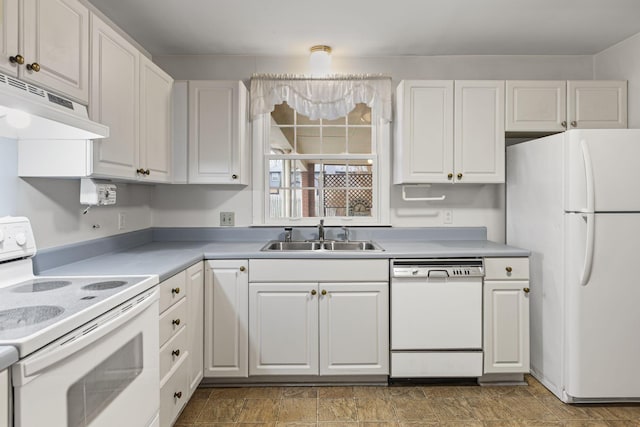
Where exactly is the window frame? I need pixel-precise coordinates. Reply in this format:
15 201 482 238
251 107 390 226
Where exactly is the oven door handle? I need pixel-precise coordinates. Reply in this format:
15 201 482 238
20 289 158 379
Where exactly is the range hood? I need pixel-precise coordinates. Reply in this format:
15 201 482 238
0 72 108 140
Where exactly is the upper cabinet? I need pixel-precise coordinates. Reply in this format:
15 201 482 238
394 80 505 184
187 80 249 184
0 0 89 103
506 80 627 133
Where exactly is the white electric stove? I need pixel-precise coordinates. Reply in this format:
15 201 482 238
0 216 160 427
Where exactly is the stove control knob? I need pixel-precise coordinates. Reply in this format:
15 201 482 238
15 232 27 246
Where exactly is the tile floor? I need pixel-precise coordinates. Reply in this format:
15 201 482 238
175 376 640 427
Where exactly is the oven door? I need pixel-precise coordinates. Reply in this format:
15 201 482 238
12 289 159 427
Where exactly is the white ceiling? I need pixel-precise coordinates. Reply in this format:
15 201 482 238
88 0 640 57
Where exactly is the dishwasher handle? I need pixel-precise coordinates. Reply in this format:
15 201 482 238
427 269 450 278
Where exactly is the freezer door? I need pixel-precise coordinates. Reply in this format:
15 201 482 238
564 129 640 212
564 212 640 399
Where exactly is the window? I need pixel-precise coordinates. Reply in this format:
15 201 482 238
252 102 390 225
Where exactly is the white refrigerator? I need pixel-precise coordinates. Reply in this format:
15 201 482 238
507 129 640 403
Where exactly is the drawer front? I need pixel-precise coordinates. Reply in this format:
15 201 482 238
159 298 187 347
391 351 483 378
159 326 188 382
159 270 187 313
484 257 529 280
160 357 189 427
249 259 389 282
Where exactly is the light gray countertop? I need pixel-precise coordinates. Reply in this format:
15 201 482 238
0 345 18 371
42 239 529 282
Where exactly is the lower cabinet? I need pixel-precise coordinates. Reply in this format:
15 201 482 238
483 257 530 374
0 369 7 427
158 261 204 427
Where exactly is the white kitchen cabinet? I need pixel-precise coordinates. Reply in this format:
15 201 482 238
89 12 139 180
483 257 530 374
319 282 388 375
0 0 19 77
0 369 8 427
140 55 173 183
188 80 249 184
394 80 505 184
249 282 319 376
204 260 248 378
505 80 627 132
186 261 204 396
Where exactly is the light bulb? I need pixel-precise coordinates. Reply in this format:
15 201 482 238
6 109 31 129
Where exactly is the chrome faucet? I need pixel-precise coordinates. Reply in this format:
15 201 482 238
284 227 293 242
317 219 325 242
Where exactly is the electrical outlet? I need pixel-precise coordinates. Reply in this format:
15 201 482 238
220 212 235 226
443 210 453 224
118 212 126 230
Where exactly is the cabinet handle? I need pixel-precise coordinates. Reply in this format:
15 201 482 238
26 62 40 72
174 391 183 399
239 266 246 272
136 168 146 175
571 121 577 128
172 318 181 326
9 54 24 65
145 169 150 175
561 121 567 128
321 289 327 296
310 289 317 296
457 173 463 180
171 287 180 295
447 173 453 180
523 287 530 294
172 349 181 357
232 174 238 179
505 266 513 273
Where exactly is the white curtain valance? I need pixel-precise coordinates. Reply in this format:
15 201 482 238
250 74 392 122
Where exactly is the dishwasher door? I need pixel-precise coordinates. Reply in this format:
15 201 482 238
391 276 482 350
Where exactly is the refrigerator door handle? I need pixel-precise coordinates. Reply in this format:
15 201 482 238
580 139 595 213
580 213 595 286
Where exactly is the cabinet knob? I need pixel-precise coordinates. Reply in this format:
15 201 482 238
232 174 238 179
172 318 181 326
310 289 317 296
174 391 183 399
9 54 24 65
571 121 577 128
172 349 181 357
505 266 513 273
523 287 530 294
26 62 40 72
457 173 463 180
239 266 246 272
145 169 150 175
321 289 327 296
561 121 567 128
171 287 180 295
447 173 453 180
136 168 146 175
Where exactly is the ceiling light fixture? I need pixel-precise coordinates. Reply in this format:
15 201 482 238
309 45 332 76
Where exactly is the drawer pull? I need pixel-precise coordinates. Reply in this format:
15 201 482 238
310 289 317 296
171 287 180 295
174 391 183 399
172 318 181 326
505 266 513 273
239 266 246 272
172 349 181 357
321 289 327 296
523 287 530 294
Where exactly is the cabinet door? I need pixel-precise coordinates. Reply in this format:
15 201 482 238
483 280 530 374
89 13 139 180
394 80 454 184
249 282 319 375
568 80 627 129
319 282 388 376
22 0 89 103
188 80 248 184
0 369 7 427
186 262 204 396
204 260 248 377
454 80 505 183
505 80 567 132
140 56 173 183
0 0 18 77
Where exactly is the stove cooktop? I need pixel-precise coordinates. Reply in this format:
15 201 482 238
0 274 158 357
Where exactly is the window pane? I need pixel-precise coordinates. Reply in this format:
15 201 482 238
347 189 373 217
323 189 348 217
270 127 294 153
348 127 372 154
269 188 320 219
348 103 372 125
271 102 295 125
348 163 373 186
323 127 347 154
296 127 321 154
323 116 346 125
297 111 320 125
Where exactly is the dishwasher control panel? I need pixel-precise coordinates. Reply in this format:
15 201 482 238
392 259 484 278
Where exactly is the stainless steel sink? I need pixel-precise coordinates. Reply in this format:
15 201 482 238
260 240 384 252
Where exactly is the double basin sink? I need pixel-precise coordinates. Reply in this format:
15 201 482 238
261 240 384 252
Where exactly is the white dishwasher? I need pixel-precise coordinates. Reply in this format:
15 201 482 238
390 259 484 378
